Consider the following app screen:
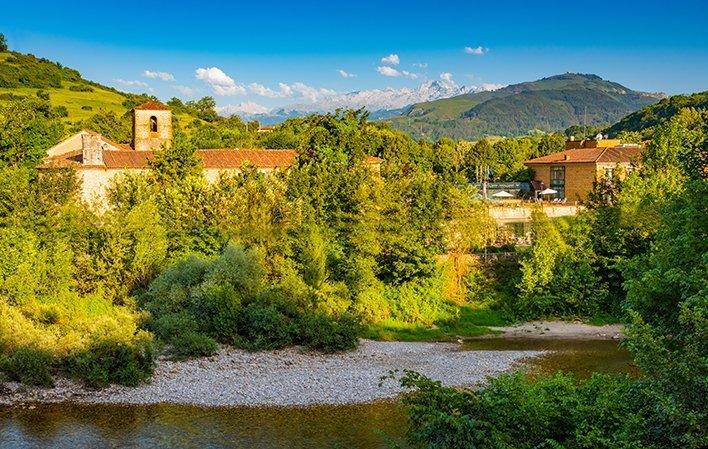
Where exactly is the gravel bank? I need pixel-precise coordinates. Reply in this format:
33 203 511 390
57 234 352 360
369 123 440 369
1 340 541 407
489 321 623 340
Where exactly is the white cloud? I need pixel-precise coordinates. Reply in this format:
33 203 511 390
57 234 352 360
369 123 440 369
377 66 401 77
380 53 400 65
440 72 454 83
217 101 272 116
142 70 175 81
464 46 488 55
338 69 357 78
114 78 149 88
174 85 195 96
376 66 417 79
195 67 246 96
249 82 282 98
288 82 338 102
412 62 428 68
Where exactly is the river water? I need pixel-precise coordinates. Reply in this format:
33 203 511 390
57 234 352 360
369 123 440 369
1 338 635 449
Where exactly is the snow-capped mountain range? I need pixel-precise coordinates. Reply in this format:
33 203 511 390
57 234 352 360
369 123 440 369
217 77 504 124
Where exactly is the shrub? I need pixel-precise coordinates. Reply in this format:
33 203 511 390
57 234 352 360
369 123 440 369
298 313 361 352
68 336 154 388
190 283 242 343
151 312 199 341
0 347 54 387
52 105 68 118
400 371 643 449
68 84 93 92
236 302 293 350
81 105 93 111
169 331 218 358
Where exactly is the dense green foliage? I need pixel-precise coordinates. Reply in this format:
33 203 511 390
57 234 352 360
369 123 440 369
399 107 708 448
606 90 708 138
387 74 662 140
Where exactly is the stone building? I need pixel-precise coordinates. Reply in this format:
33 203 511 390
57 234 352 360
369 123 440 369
42 102 382 205
524 141 641 203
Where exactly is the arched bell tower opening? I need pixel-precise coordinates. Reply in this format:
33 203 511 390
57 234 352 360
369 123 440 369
132 102 172 151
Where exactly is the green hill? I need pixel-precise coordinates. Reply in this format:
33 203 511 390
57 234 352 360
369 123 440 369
386 73 664 140
0 51 130 122
0 51 201 130
605 91 708 137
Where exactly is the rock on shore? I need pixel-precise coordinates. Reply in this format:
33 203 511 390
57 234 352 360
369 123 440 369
1 340 542 407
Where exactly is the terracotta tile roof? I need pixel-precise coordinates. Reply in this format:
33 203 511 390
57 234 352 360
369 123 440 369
364 155 383 165
524 145 641 165
133 101 171 111
43 149 300 170
198 149 297 169
42 150 84 168
103 150 155 168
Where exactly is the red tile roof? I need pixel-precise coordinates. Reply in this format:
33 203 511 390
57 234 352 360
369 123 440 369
524 145 641 165
43 149 300 170
44 147 384 170
133 101 171 111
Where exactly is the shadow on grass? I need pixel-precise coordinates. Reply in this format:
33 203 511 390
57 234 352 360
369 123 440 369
363 306 510 342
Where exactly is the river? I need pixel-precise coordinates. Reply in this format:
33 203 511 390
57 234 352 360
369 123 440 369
1 338 635 449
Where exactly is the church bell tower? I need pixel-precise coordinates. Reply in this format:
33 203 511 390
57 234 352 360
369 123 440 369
132 101 172 151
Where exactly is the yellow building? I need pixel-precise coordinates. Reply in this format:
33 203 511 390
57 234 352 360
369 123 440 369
524 143 641 203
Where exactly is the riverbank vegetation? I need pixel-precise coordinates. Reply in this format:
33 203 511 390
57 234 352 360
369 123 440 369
399 109 708 448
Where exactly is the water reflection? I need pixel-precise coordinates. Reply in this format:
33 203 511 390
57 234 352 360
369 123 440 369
0 402 408 449
462 337 639 379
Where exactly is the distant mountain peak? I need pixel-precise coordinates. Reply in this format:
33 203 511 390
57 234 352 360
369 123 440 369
229 76 503 124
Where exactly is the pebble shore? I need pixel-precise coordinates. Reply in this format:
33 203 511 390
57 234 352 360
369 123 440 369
1 340 542 407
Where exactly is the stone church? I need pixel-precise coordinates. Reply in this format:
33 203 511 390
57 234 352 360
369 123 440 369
43 101 381 204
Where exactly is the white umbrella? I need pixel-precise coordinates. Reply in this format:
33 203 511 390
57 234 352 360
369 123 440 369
539 188 558 195
492 190 515 198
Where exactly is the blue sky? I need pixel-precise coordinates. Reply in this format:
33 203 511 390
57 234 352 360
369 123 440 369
2 0 707 113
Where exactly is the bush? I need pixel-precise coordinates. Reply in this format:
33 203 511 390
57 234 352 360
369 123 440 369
169 331 218 358
52 105 68 118
400 370 643 449
68 84 93 92
0 347 54 387
151 312 199 341
81 105 93 111
190 284 242 343
236 302 293 350
298 313 361 352
68 337 154 388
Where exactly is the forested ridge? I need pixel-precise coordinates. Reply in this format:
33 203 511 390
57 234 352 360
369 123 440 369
386 73 663 140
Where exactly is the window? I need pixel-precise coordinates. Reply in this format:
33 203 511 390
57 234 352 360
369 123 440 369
550 165 565 199
150 116 158 132
604 167 614 180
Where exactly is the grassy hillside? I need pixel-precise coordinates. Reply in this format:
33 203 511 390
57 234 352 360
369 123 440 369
386 73 664 140
0 51 128 122
605 90 708 137
0 51 201 132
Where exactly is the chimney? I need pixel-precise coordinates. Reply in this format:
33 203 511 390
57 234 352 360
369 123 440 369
82 133 104 166
564 154 571 161
570 135 575 141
